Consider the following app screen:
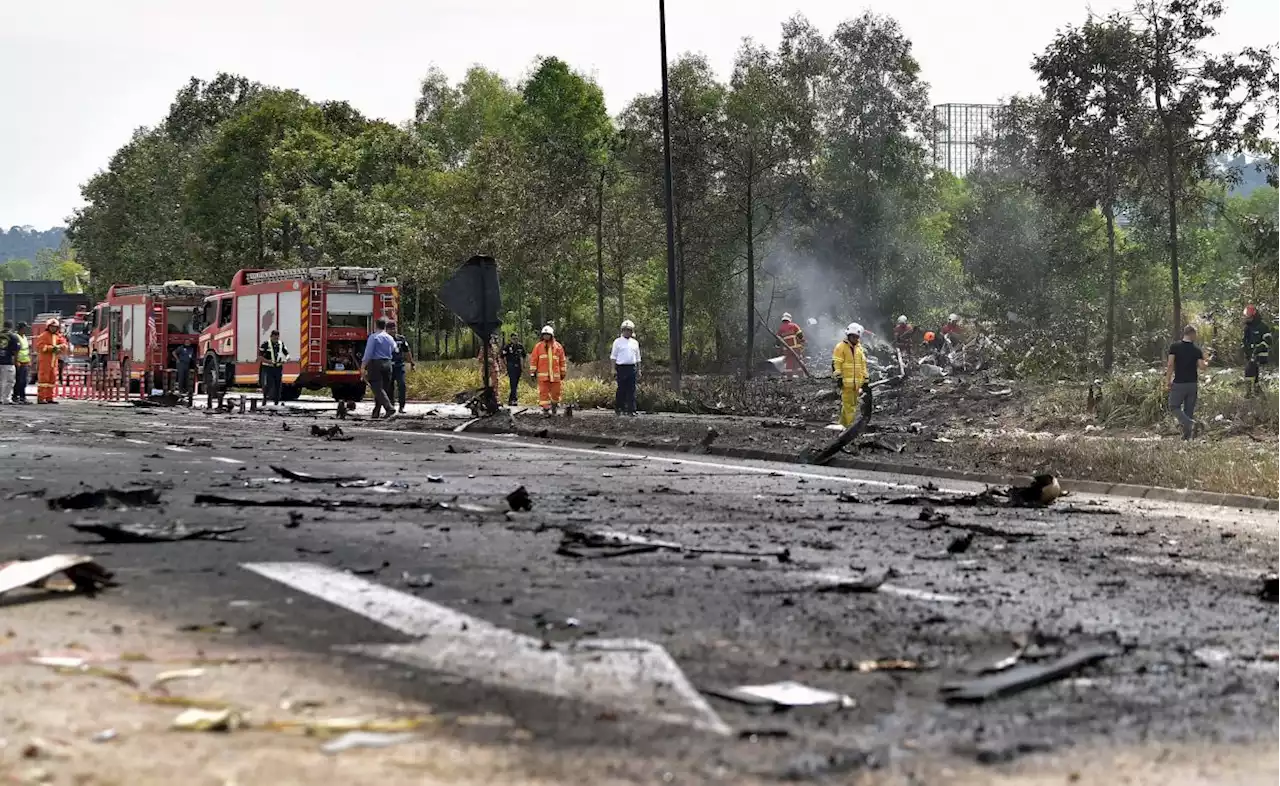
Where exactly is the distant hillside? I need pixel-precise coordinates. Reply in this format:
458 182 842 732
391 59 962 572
1 226 66 264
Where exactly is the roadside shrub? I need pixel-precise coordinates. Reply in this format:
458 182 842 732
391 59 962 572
1097 369 1278 431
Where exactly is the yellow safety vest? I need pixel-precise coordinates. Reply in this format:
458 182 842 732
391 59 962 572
15 334 29 364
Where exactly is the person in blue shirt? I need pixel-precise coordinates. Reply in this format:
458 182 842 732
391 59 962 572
361 318 398 419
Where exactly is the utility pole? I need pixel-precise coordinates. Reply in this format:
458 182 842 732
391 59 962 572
658 0 681 392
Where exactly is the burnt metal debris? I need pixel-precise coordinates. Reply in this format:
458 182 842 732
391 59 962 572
69 521 250 543
48 487 163 511
941 645 1116 703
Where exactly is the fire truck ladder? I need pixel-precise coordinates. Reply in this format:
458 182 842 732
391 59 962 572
112 283 218 299
308 283 325 371
379 292 398 326
244 267 391 286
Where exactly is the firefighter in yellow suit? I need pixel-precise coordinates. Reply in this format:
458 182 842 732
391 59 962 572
831 322 868 427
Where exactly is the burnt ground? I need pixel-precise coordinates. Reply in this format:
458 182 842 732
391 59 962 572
0 400 1276 785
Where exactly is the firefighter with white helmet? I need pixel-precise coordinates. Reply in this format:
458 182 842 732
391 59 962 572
777 312 806 378
941 313 963 347
530 324 567 415
611 319 641 416
831 322 868 427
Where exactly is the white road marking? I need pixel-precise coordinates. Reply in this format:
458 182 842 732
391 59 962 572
354 428 966 494
164 445 192 453
243 562 730 735
209 457 244 464
124 438 149 445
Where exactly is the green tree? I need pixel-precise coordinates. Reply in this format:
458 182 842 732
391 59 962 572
1033 14 1144 370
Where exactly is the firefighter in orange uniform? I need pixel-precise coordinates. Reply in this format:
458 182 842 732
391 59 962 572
529 325 567 416
36 318 68 404
777 313 805 378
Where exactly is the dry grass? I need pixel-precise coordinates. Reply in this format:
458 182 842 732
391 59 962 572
969 432 1278 498
404 361 682 410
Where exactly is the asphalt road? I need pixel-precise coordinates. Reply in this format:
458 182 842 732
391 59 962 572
1 401 1276 784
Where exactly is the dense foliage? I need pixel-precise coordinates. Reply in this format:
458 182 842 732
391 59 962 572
67 5 1277 378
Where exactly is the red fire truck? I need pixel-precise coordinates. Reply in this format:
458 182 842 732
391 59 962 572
88 281 221 384
197 267 398 401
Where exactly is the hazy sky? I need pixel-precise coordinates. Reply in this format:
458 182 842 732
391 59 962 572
1 0 1275 229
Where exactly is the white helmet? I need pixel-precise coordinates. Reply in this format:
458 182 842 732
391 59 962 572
781 312 792 322
620 319 635 330
846 322 863 337
897 315 908 324
948 313 959 323
540 325 555 337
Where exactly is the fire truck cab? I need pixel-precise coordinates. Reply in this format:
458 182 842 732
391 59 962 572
197 267 398 401
89 281 220 383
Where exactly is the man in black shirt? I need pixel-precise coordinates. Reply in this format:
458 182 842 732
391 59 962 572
501 333 525 406
1165 324 1212 440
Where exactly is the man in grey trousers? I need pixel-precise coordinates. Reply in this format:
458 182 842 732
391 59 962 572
361 317 398 420
1165 324 1212 440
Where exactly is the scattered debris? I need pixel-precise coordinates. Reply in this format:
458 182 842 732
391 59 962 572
401 572 433 589
194 493 434 510
91 729 118 743
811 571 890 594
321 731 418 754
961 636 1028 675
707 680 854 709
960 739 1055 765
942 645 1115 703
427 475 445 483
445 444 472 454
69 521 250 543
907 514 1039 542
149 668 205 694
30 657 138 687
348 562 390 576
836 491 861 504
557 528 790 562
47 487 162 511
857 437 905 453
947 532 975 554
310 425 351 441
285 511 304 529
1260 574 1278 603
337 480 410 493
506 486 533 512
0 554 115 597
172 707 245 732
822 658 927 673
270 466 364 483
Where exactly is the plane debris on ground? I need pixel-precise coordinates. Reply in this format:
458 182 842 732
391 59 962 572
69 521 250 543
942 645 1116 703
706 680 855 709
557 527 790 562
270 466 364 483
48 487 163 511
0 554 115 597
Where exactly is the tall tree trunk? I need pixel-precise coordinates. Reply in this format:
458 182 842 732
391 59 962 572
1154 71 1181 337
674 210 686 368
744 151 755 379
595 169 607 363
1103 203 1118 372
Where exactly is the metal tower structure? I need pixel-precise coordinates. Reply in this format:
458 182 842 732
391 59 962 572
931 103 999 178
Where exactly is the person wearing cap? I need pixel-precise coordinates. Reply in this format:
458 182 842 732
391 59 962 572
777 313 805 378
610 319 641 416
258 329 289 406
35 318 67 404
1165 324 1212 440
1242 305 1271 396
13 322 30 403
831 322 868 427
529 325 567 416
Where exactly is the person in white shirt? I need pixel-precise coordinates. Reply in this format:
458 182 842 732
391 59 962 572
610 319 641 416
